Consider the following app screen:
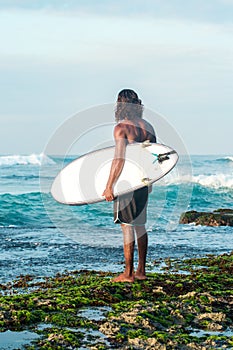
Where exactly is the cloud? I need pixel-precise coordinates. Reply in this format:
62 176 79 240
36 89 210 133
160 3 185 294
1 10 232 65
0 0 233 24
0 5 232 154
1 10 232 109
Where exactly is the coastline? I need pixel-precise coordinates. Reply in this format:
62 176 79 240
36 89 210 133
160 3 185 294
1 154 233 348
0 252 232 349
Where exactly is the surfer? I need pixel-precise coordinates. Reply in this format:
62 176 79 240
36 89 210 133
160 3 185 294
103 89 156 282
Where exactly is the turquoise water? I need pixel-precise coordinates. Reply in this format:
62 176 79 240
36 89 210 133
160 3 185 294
0 154 233 283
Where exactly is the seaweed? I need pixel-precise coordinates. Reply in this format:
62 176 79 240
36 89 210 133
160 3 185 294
0 253 232 349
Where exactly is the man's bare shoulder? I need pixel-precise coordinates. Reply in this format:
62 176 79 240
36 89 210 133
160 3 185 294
114 123 127 139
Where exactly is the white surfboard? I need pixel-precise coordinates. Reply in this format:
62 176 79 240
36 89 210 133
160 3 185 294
51 142 178 205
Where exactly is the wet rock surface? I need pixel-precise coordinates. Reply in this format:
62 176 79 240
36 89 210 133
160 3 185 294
0 252 232 349
180 209 233 226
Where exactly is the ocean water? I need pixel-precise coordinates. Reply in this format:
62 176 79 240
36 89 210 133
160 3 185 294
0 153 233 283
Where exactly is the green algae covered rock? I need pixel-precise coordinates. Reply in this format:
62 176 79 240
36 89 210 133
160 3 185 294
0 252 232 349
180 208 233 226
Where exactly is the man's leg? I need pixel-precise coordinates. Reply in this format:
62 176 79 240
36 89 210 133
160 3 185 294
135 225 148 280
112 224 135 282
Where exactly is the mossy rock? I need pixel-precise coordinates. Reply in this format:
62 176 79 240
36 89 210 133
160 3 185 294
180 209 233 226
0 254 233 349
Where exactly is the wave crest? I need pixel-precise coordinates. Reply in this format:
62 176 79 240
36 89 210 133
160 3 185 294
216 156 233 163
193 174 233 189
0 153 55 166
164 173 233 189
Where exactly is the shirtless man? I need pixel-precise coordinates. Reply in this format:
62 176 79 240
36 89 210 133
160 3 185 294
103 89 156 282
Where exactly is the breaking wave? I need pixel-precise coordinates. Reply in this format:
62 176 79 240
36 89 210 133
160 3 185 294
164 173 233 189
0 153 55 166
216 156 233 163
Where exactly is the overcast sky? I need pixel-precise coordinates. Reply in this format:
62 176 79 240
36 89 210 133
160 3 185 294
0 0 233 154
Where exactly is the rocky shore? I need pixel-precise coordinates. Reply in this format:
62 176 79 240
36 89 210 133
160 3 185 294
0 252 233 349
180 209 233 226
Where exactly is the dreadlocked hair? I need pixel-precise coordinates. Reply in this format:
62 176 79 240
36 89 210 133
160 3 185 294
115 89 143 123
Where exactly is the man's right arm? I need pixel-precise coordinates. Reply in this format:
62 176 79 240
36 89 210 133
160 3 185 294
102 124 127 201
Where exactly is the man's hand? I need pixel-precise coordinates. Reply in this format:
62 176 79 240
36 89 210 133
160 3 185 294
102 187 115 201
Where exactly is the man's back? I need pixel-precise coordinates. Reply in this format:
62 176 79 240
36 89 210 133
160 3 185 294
116 118 156 144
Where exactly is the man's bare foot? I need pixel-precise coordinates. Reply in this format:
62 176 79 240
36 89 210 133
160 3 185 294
134 273 147 280
111 273 134 283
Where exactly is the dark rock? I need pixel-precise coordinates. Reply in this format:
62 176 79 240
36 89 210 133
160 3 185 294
179 209 233 226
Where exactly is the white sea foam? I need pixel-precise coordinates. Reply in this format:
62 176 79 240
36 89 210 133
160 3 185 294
163 173 233 189
193 174 233 189
225 156 233 162
0 153 55 166
216 156 233 163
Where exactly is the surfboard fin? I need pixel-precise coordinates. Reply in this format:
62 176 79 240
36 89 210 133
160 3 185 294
152 150 177 164
158 154 170 163
141 140 152 147
141 177 152 185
